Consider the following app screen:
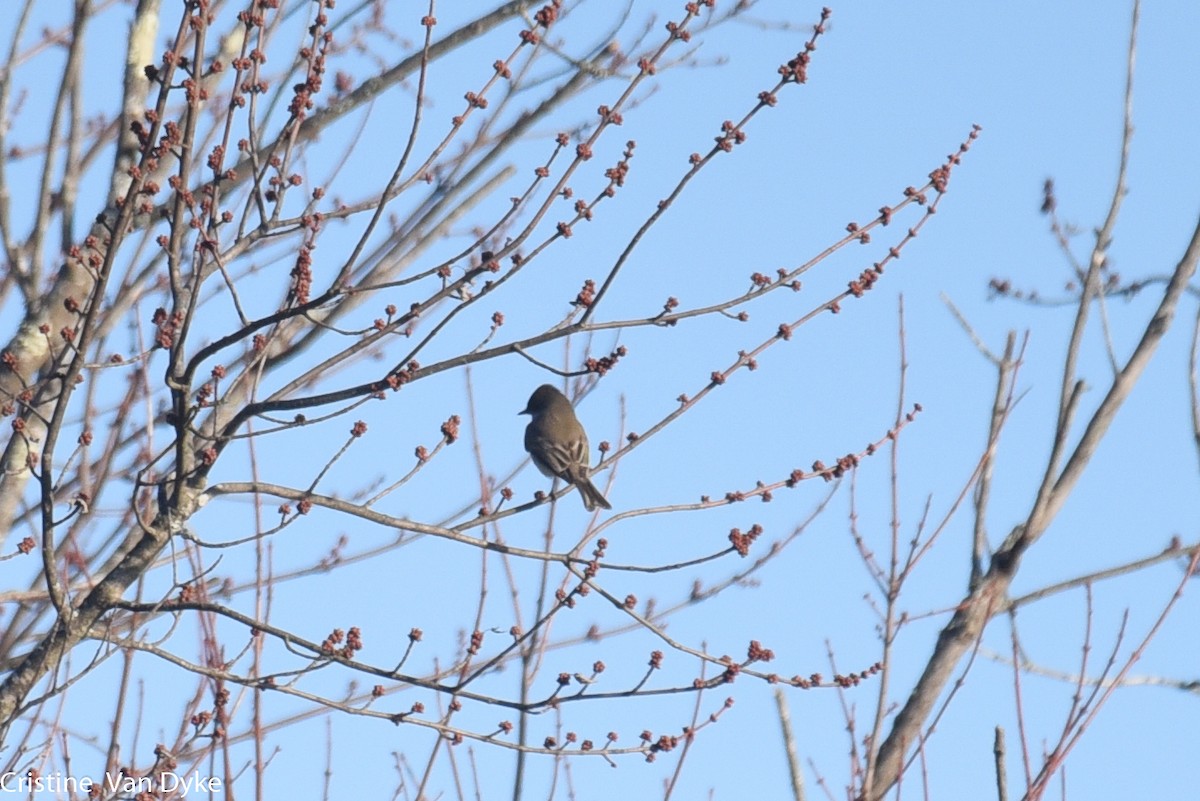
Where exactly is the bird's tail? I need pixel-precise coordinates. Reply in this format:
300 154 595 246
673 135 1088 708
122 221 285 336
577 476 612 511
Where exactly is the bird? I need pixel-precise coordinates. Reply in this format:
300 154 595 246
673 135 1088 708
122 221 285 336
520 384 612 511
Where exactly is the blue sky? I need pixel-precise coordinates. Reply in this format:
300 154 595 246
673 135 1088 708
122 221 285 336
2 2 1197 799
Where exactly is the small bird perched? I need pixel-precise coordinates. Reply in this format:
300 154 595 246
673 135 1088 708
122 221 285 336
520 384 612 511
